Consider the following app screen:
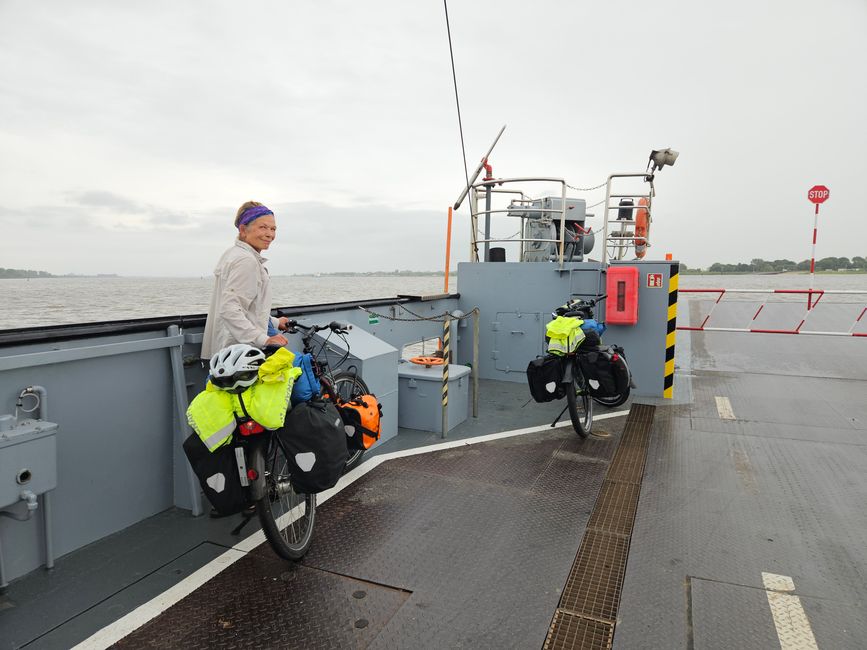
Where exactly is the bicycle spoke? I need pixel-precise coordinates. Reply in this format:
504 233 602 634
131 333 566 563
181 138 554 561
256 441 316 560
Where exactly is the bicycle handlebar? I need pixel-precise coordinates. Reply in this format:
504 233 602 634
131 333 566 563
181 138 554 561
552 294 607 319
571 294 607 308
284 319 352 336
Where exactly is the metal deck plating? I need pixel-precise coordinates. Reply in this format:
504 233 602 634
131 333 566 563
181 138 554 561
110 417 627 648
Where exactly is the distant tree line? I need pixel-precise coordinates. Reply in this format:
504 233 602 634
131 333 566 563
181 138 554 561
0 267 55 279
701 257 866 273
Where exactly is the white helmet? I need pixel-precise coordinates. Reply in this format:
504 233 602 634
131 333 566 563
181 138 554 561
209 344 266 393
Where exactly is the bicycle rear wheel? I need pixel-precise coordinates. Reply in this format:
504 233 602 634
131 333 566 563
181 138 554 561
591 350 631 407
593 387 630 408
332 371 370 473
566 360 593 438
253 441 316 561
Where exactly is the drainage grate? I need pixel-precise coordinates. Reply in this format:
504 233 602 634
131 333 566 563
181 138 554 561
559 529 629 620
543 403 655 649
545 610 614 650
586 481 640 537
605 445 647 485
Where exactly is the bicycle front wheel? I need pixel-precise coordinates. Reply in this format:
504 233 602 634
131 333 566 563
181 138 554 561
332 371 370 473
253 441 316 561
566 361 593 438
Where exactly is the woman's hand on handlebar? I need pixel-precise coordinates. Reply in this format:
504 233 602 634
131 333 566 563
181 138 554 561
276 316 290 332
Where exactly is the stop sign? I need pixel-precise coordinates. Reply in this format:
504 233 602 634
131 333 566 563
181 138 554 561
808 185 830 204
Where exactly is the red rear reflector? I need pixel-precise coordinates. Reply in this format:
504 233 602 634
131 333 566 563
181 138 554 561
247 469 258 481
239 420 265 436
612 353 620 362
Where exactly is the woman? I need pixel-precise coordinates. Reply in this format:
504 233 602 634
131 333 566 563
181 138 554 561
201 201 289 360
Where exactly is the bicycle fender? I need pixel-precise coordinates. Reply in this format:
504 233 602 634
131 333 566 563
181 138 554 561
248 444 268 501
561 358 575 384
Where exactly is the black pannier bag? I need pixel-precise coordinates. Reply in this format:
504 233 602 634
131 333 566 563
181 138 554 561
277 399 349 494
183 433 250 516
577 345 630 398
580 328 602 349
526 354 566 402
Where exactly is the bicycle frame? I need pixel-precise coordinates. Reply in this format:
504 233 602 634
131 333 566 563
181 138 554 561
286 319 361 405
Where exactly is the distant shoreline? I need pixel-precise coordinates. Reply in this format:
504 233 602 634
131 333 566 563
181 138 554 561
0 272 119 279
2 269 864 280
682 270 866 275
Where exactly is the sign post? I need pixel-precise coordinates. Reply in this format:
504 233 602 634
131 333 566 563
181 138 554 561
806 185 830 310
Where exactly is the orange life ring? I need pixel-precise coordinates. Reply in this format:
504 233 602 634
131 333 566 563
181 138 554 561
409 356 446 367
634 198 649 259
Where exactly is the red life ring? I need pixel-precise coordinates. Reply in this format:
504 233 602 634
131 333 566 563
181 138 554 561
409 356 446 368
634 198 649 259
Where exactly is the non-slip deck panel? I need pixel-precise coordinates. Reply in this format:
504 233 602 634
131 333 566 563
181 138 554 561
613 376 867 650
116 422 626 648
114 554 409 650
305 430 618 649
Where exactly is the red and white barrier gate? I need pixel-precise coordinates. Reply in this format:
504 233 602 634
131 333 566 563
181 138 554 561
678 289 867 337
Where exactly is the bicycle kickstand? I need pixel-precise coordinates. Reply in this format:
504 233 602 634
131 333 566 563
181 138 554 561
230 507 256 536
550 403 569 428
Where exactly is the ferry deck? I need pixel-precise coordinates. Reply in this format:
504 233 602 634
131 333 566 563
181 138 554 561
2 317 865 649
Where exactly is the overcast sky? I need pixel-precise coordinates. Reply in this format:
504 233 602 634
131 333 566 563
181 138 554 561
1 0 865 276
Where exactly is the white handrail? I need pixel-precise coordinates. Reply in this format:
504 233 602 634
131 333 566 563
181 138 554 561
469 177 570 268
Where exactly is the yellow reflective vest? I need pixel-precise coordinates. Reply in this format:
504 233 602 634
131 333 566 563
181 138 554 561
187 348 302 452
546 316 585 356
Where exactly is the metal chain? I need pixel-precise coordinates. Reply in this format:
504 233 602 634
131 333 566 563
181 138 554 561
358 305 479 324
565 181 607 192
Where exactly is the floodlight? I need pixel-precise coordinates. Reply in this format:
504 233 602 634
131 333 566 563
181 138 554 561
648 148 679 172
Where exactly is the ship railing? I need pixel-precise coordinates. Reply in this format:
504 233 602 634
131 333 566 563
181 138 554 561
600 172 656 264
468 177 573 268
678 288 867 337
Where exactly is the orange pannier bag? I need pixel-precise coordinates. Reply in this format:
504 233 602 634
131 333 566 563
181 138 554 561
337 394 383 451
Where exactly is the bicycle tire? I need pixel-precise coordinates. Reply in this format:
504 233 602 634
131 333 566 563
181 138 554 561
593 387 630 408
331 371 371 473
252 441 317 561
591 349 632 408
566 360 593 438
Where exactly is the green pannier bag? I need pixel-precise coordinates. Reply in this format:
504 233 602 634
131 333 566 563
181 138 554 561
545 316 586 356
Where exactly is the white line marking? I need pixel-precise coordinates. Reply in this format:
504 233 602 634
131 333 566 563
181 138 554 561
763 572 795 592
715 395 736 420
73 410 630 649
762 572 819 650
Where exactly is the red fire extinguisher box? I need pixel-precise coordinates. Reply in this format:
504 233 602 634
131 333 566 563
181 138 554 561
606 266 639 325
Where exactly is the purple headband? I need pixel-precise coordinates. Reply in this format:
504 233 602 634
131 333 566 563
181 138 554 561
237 205 273 228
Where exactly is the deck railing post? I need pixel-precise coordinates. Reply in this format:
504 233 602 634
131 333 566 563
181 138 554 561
441 318 451 439
472 308 479 418
167 325 203 516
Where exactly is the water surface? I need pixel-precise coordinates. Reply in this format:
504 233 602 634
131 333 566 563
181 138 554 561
1 272 863 330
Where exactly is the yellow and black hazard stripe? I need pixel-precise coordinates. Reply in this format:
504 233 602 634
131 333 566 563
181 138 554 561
441 319 450 409
663 263 679 398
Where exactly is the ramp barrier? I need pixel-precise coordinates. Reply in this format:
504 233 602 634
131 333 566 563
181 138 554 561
678 289 867 337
